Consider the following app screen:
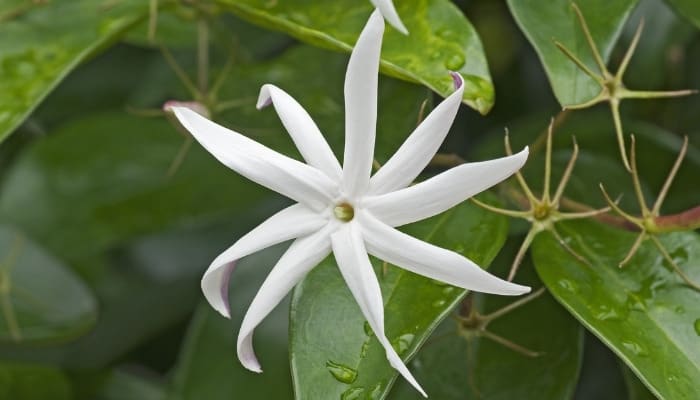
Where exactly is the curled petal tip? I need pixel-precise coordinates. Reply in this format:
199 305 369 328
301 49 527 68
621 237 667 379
256 84 274 110
449 71 464 90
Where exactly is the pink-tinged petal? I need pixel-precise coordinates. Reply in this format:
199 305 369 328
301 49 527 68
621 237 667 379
202 204 326 318
331 222 428 397
370 0 408 34
237 224 334 372
342 10 384 198
257 84 342 180
359 212 530 295
170 106 338 210
364 148 529 227
369 72 465 194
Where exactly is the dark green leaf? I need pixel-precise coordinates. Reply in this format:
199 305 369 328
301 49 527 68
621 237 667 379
169 246 294 400
621 363 657 400
664 0 700 29
290 196 509 399
214 0 494 114
0 0 149 143
507 0 639 106
388 241 584 400
532 220 700 399
0 362 72 400
92 369 166 400
0 225 96 344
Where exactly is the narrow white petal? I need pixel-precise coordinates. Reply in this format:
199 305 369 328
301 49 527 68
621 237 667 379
331 223 427 397
201 204 326 318
370 0 408 34
369 72 465 194
170 106 338 210
257 84 342 180
365 147 529 227
342 10 384 198
237 225 334 373
359 212 530 295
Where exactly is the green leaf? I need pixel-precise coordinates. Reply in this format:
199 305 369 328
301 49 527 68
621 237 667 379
664 0 700 29
169 247 294 400
214 0 494 114
0 0 149 143
91 369 166 400
0 362 72 400
290 196 508 399
506 0 639 106
532 220 700 399
0 225 96 344
388 241 584 400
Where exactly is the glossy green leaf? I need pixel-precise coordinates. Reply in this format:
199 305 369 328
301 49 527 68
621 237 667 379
532 220 700 399
0 0 149 143
169 247 294 400
0 362 72 400
290 196 509 399
664 0 700 28
388 242 584 400
507 0 639 106
214 0 494 114
0 225 96 344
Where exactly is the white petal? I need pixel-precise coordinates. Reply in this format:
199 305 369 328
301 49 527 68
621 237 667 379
330 223 428 397
370 0 408 34
170 106 338 210
257 84 342 180
237 224 334 372
342 10 384 198
364 147 529 227
201 204 326 318
369 72 465 195
359 212 530 295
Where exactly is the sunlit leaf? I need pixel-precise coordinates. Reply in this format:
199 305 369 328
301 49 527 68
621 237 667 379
532 220 700 399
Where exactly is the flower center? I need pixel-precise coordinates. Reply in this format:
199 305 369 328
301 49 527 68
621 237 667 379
333 202 355 222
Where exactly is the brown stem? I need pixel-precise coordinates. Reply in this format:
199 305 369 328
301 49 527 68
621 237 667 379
655 205 700 232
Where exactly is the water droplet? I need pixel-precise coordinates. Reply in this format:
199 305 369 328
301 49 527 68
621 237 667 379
558 279 577 292
360 341 369 358
432 299 446 308
444 54 465 70
368 383 383 399
391 333 416 355
341 387 364 400
667 374 678 383
452 244 465 254
694 319 700 336
621 341 648 357
363 321 373 337
592 304 623 321
442 286 455 295
436 28 458 41
326 360 358 384
674 305 685 315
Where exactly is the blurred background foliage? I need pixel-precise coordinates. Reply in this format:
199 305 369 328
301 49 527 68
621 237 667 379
0 0 699 399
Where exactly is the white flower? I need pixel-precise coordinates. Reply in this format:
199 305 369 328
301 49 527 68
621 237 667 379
168 10 529 397
371 0 408 34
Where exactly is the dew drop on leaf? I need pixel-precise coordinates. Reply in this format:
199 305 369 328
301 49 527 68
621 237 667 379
341 387 364 400
557 279 577 292
326 360 358 384
391 333 415 355
694 319 700 336
444 53 465 70
621 340 649 357
432 299 446 307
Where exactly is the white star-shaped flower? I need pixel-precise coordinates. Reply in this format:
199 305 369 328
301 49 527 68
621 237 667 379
168 11 529 397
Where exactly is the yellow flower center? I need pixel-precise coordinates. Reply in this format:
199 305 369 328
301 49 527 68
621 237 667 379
333 202 355 222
